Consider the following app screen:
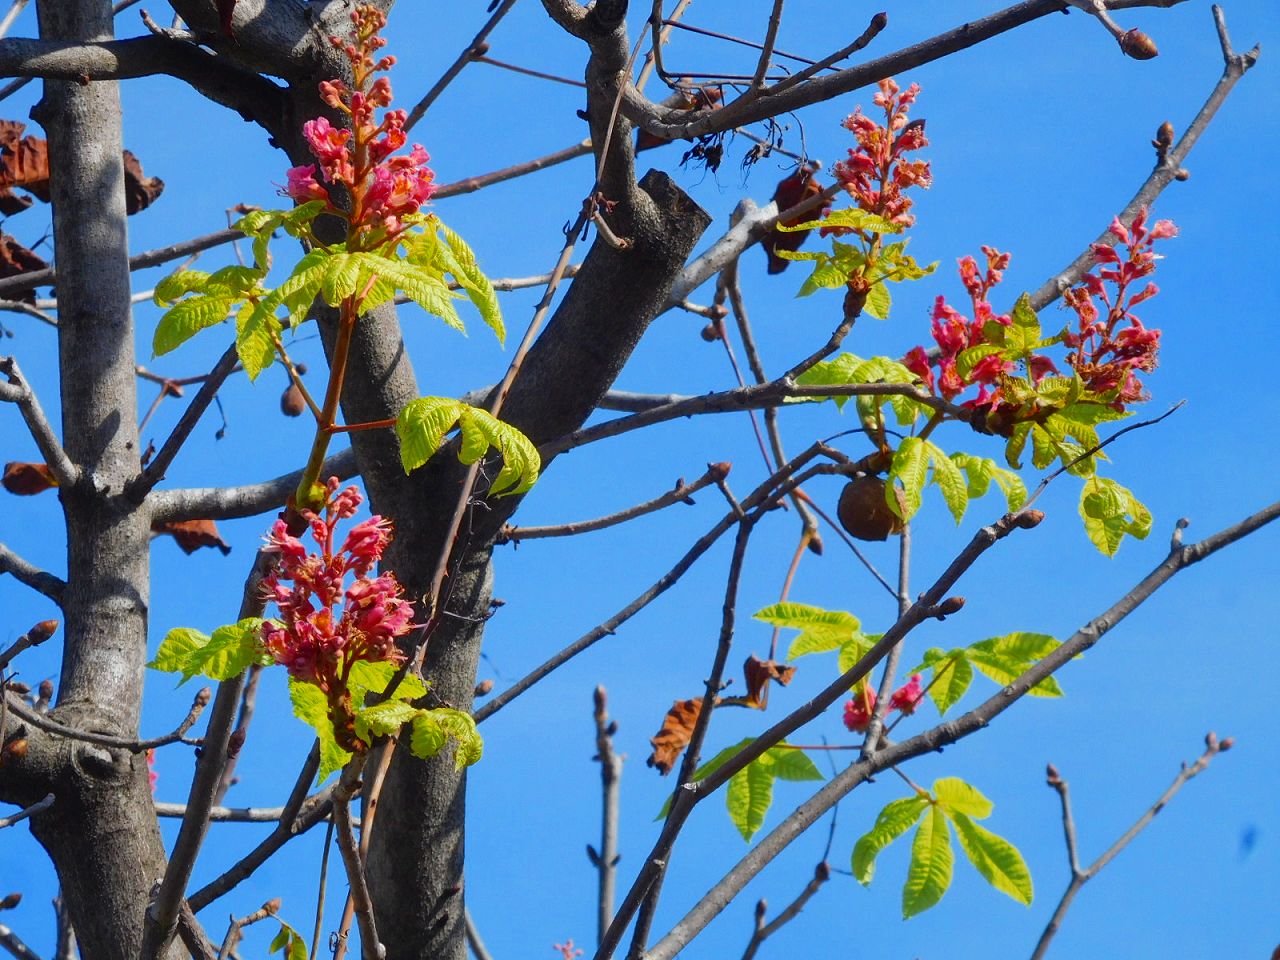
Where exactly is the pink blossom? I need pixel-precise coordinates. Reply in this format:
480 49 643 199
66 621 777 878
889 674 924 715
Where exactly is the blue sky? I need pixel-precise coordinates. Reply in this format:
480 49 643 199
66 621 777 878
2 2 1279 959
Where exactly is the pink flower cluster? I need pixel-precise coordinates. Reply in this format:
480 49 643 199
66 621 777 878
1063 208 1174 405
260 478 413 694
843 674 924 733
283 6 435 243
902 208 1174 429
829 77 931 230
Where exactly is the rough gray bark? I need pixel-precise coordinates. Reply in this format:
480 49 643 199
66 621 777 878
0 4 181 960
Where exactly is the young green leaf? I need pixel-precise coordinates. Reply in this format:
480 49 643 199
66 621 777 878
353 699 421 741
925 441 969 523
769 747 825 783
268 920 308 960
432 217 505 343
428 707 483 769
887 437 929 521
148 627 209 681
777 207 903 235
851 794 929 883
949 811 1033 905
1079 476 1152 556
395 397 540 495
409 711 446 760
184 619 268 682
235 300 282 381
863 281 891 320
289 678 351 783
933 777 994 819
153 295 237 357
753 602 861 660
348 660 428 705
903 805 953 918
727 753 777 841
919 650 973 715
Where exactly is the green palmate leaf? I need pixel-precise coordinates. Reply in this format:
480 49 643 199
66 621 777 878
433 218 505 342
362 255 464 332
887 436 929 521
796 257 851 297
235 300 282 381
396 397 540 495
1079 475 1152 557
153 295 237 357
778 207 903 235
949 811 1033 905
153 270 213 305
997 292 1043 360
320 252 364 305
289 678 351 783
354 698 421 741
837 631 877 676
863 281 891 320
918 649 972 715
727 753 776 841
753 601 861 660
148 627 208 681
903 805 953 918
428 707 483 769
656 738 753 820
184 619 269 681
925 441 969 523
769 747 824 783
347 660 427 704
878 240 937 282
409 711 446 759
852 794 929 884
268 920 308 960
933 777 994 818
965 632 1064 697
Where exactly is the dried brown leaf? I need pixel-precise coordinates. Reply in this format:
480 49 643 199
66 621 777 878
2 461 57 495
151 518 232 556
122 150 164 214
647 696 711 776
762 166 824 275
740 654 796 709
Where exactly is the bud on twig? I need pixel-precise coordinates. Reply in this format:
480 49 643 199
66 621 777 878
936 596 966 618
29 620 58 644
1119 28 1159 60
754 898 768 922
473 678 494 697
1218 736 1235 752
1045 762 1061 785
0 893 20 910
814 861 831 882
226 727 247 760
1014 510 1045 529
699 322 720 343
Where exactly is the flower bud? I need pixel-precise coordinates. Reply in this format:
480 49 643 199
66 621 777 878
754 899 768 922
937 596 966 617
474 678 494 697
1013 509 1045 529
1119 28 1159 60
29 620 58 644
1153 120 1175 149
1045 762 1061 784
1219 736 1235 752
0 893 20 910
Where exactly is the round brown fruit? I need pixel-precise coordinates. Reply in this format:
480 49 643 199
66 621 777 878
837 476 903 542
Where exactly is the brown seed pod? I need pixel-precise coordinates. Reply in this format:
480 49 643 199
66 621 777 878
280 382 306 417
1118 28 1158 60
836 476 904 542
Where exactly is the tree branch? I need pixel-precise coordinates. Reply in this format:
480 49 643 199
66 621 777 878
591 687 623 947
641 498 1280 960
0 543 65 604
0 356 78 487
0 792 53 829
0 925 41 960
739 862 830 960
3 686 208 753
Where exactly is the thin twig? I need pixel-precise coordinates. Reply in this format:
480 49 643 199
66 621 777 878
1031 736 1231 959
3 687 209 753
0 924 41 960
215 899 280 960
859 523 911 757
0 356 78 487
498 464 728 543
592 687 623 947
330 764 382 960
0 793 53 830
749 0 786 91
739 862 830 960
0 543 64 604
308 819 336 960
463 909 494 960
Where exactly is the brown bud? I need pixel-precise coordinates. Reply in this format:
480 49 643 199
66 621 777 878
280 382 306 417
37 679 53 702
1219 736 1235 752
707 461 732 481
3 738 27 760
28 619 58 644
814 861 831 882
226 727 247 759
836 476 903 542
1154 120 1175 149
474 678 494 697
699 322 720 343
806 529 825 556
1013 509 1045 529
470 41 490 59
294 362 308 376
0 893 20 910
1045 762 1061 784
195 687 212 707
936 596 966 617
754 898 768 922
708 304 729 320
870 11 888 32
1119 28 1159 60
1174 168 1191 182
263 897 282 916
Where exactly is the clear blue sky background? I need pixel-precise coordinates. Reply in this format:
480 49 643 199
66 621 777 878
2 2 1278 958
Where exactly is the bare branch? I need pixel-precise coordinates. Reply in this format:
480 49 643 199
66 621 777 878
148 447 359 523
0 619 58 672
215 898 280 960
3 686 208 752
331 764 382 960
0 356 78 487
749 0 785 91
1031 735 1231 959
642 498 1280 960
0 924 42 960
591 687 623 946
740 862 830 960
1030 4 1258 310
129 345 239 500
0 227 241 301
498 463 729 543
0 792 53 830
463 910 494 960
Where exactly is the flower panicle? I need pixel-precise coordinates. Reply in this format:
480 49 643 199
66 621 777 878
260 477 413 694
842 674 924 733
282 4 434 244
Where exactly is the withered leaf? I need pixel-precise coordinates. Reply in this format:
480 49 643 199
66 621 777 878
0 235 47 303
151 518 232 556
740 654 796 709
762 166 824 275
122 150 164 214
2 461 57 495
647 696 716 776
